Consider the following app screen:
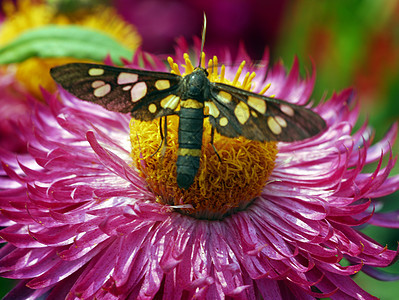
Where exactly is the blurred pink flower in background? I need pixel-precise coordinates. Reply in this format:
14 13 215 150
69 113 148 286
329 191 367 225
115 0 288 58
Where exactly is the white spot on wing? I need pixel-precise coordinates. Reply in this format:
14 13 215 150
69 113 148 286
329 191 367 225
131 82 147 102
275 116 287 127
280 104 295 117
118 72 138 85
91 80 105 88
93 84 111 97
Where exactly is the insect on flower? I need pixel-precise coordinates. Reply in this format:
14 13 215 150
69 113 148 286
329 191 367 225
50 15 326 189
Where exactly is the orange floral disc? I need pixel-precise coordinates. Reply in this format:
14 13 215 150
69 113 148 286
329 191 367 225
130 54 278 220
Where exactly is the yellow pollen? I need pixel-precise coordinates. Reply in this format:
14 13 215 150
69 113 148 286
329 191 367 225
232 60 246 86
167 57 181 76
200 52 206 68
207 59 213 74
131 52 278 219
183 53 194 74
260 83 271 95
130 117 277 220
245 72 256 90
220 64 226 82
212 56 218 77
242 72 250 90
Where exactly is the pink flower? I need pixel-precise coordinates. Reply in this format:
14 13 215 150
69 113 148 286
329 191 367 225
1 45 398 299
0 69 30 153
114 0 287 57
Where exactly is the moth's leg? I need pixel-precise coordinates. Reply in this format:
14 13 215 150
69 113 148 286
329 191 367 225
210 127 222 162
151 117 167 157
161 116 168 157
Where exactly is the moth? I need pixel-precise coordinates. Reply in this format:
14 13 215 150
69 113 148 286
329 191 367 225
50 61 326 189
50 16 325 190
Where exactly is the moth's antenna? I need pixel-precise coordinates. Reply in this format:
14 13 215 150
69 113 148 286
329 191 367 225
199 13 207 68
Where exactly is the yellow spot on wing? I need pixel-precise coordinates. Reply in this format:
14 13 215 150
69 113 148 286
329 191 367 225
247 96 267 114
217 91 232 103
234 101 250 124
88 68 105 76
205 101 220 118
219 117 228 127
155 80 171 90
148 103 157 113
267 117 282 135
160 95 180 110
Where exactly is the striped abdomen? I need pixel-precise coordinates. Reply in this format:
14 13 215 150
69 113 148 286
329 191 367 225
176 106 204 189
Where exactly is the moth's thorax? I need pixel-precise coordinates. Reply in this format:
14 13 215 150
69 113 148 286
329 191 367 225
182 68 210 101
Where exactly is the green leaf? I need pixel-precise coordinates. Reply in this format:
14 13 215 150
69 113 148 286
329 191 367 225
0 25 134 65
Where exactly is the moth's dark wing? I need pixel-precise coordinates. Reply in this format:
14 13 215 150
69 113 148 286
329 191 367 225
208 82 326 142
50 63 183 120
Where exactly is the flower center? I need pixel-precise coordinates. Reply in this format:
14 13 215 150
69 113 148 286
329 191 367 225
130 53 278 220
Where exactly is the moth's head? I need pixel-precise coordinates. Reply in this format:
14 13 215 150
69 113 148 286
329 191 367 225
184 67 210 98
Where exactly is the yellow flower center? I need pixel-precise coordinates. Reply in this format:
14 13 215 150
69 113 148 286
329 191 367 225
130 53 278 220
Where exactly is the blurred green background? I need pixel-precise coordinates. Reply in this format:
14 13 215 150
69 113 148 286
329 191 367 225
276 0 399 145
278 2 399 298
1 0 399 298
